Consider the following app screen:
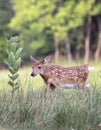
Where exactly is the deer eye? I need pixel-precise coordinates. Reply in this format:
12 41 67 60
38 66 41 69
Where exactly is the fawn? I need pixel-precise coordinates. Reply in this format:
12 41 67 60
30 55 94 97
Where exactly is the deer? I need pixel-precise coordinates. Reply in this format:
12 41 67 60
30 55 94 98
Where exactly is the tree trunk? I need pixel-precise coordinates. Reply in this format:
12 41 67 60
94 16 101 61
54 35 60 64
84 16 92 63
65 34 72 62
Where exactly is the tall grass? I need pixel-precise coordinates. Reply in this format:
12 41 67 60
0 63 101 130
0 84 101 130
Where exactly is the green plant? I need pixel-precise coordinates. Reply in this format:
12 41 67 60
5 36 23 95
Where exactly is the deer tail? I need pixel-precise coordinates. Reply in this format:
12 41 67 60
88 66 94 71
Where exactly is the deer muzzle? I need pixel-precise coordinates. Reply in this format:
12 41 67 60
31 72 36 77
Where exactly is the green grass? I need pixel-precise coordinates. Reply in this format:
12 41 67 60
0 62 101 130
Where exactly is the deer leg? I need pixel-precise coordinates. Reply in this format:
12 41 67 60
44 84 56 98
85 82 90 88
50 83 56 91
84 82 90 91
78 81 89 92
44 84 50 98
78 82 85 89
44 78 56 98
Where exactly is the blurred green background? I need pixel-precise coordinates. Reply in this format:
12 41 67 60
0 0 101 66
0 1 101 129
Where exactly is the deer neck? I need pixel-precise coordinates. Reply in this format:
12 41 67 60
40 65 50 83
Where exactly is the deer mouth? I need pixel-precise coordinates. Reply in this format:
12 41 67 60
31 72 36 77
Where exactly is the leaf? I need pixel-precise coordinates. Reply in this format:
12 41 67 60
8 75 13 80
8 67 16 74
11 43 17 53
12 73 19 80
4 61 11 67
16 57 22 66
6 49 9 55
14 84 19 91
15 47 23 58
8 73 19 81
8 81 18 88
8 81 14 87
8 52 16 65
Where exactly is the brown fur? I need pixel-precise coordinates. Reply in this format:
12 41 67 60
30 55 89 98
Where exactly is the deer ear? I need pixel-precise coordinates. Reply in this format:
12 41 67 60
43 55 52 64
30 55 38 63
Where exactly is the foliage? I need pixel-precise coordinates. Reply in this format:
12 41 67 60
0 0 15 64
0 0 101 63
0 34 8 64
0 81 101 130
4 36 23 94
0 0 14 28
8 0 100 60
0 62 101 129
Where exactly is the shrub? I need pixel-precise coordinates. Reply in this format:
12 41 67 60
4 36 23 95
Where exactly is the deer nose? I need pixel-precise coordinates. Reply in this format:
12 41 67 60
31 72 36 77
